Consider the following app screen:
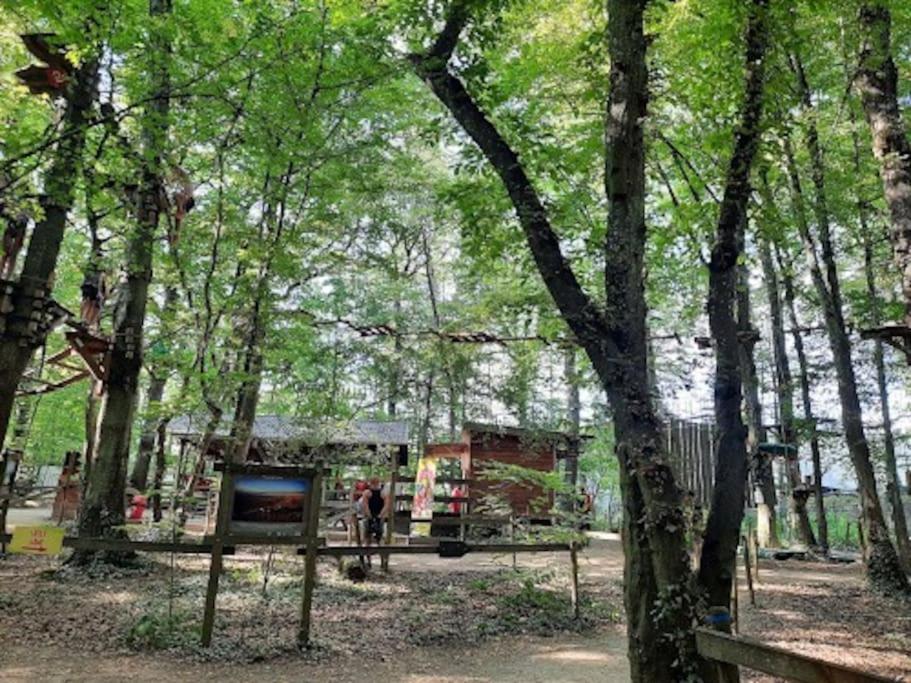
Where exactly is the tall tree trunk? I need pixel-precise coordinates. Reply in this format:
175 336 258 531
421 228 458 439
563 346 581 512
130 373 167 490
848 94 911 570
76 0 172 559
758 233 815 547
777 248 828 551
701 0 769 613
737 251 779 548
0 56 99 448
564 346 580 483
782 95 908 591
129 285 178 489
855 2 911 330
411 2 699 678
865 258 911 572
228 315 264 463
151 418 169 522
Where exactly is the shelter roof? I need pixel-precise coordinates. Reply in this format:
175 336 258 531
168 415 410 447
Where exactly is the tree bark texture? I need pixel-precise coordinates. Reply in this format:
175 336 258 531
849 94 911 571
129 373 167 490
855 2 911 328
77 0 172 555
783 103 908 592
411 2 698 678
0 56 99 449
701 0 769 612
129 283 178 490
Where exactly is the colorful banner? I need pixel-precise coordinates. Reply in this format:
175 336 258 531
411 454 438 537
9 525 65 555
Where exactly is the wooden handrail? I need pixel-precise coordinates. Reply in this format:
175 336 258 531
695 628 898 682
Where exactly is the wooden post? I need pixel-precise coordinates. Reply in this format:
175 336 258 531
382 450 396 572
200 469 235 647
510 513 517 570
750 528 760 584
731 571 739 635
704 607 740 683
298 470 324 647
569 541 580 620
742 535 755 607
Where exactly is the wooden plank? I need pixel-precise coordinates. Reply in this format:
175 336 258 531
396 476 475 485
422 515 509 527
694 628 896 683
314 542 570 557
215 463 322 478
0 534 233 555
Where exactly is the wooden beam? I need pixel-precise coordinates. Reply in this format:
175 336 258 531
0 534 233 555
15 369 90 396
68 334 106 381
694 628 896 682
312 542 570 557
44 346 75 365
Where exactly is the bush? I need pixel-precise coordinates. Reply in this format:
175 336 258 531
126 606 199 650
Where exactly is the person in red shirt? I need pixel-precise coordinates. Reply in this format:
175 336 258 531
449 485 466 514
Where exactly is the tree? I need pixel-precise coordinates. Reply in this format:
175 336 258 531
777 46 909 590
0 41 99 450
700 0 770 609
76 0 174 557
410 2 698 678
855 2 911 333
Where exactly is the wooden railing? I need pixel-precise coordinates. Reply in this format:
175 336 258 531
695 628 899 682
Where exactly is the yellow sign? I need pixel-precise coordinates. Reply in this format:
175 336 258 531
9 525 65 555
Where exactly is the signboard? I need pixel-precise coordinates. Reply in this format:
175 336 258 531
227 471 312 537
9 525 64 555
411 454 437 537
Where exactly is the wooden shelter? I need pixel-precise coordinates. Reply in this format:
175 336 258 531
167 415 410 465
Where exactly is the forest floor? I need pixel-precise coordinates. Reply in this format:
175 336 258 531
0 523 909 681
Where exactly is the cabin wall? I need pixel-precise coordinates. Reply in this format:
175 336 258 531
465 431 555 517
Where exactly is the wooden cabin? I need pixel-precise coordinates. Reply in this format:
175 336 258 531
426 422 582 519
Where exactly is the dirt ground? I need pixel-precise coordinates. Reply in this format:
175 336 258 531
0 522 909 682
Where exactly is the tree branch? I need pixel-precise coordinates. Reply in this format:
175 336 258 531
409 6 606 365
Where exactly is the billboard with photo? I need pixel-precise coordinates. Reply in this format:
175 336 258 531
228 473 312 536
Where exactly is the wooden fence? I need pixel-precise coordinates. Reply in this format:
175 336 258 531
696 628 898 682
665 417 716 507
